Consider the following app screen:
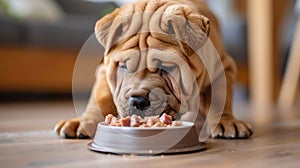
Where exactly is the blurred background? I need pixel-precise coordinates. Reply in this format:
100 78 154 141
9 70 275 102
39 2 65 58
0 0 299 124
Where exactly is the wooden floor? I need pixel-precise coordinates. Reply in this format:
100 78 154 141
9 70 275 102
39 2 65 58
0 101 300 168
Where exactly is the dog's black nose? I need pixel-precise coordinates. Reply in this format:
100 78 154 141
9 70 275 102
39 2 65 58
128 96 150 111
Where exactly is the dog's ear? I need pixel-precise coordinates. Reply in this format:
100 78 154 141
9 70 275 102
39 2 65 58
94 8 121 49
163 5 210 56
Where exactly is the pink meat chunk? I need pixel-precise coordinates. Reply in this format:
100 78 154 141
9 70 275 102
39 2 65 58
110 117 121 126
120 116 131 127
105 114 115 125
130 114 143 127
159 113 173 125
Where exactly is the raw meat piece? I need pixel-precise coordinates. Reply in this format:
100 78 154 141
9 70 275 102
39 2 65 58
104 114 114 125
130 114 143 127
159 113 172 125
120 117 131 127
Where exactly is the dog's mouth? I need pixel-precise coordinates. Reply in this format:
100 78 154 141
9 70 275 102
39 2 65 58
126 103 178 120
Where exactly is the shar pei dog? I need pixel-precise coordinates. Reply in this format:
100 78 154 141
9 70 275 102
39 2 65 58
55 0 252 139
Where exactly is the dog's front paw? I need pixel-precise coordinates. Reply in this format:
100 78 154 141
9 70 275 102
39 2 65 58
209 116 253 139
54 118 97 139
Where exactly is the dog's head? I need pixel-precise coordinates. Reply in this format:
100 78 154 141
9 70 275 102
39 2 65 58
95 0 210 119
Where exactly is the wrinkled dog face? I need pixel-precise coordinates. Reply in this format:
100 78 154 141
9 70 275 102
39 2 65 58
95 1 210 119
107 48 183 119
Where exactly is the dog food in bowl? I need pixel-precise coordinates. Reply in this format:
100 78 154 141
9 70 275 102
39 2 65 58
88 113 205 155
105 113 183 127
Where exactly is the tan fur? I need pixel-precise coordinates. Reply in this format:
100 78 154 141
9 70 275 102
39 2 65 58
55 0 252 139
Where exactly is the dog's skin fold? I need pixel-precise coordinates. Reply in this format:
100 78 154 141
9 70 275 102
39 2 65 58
54 0 252 139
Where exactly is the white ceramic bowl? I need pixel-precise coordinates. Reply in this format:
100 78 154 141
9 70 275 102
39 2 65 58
88 121 205 155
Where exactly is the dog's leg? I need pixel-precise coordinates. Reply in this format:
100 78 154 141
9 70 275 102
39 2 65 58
205 56 253 139
54 87 101 139
54 64 117 138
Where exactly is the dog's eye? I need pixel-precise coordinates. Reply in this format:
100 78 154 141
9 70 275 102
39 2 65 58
119 62 127 70
160 65 177 73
